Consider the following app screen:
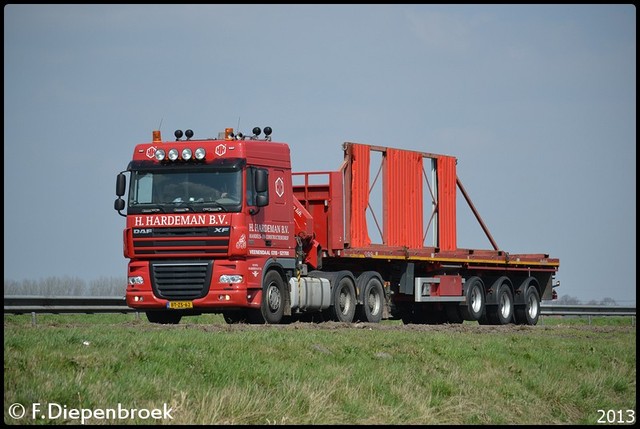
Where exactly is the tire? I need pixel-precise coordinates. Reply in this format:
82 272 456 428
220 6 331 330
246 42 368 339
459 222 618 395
355 274 385 323
329 275 356 323
487 282 514 325
146 311 181 324
515 286 541 325
460 277 485 321
250 270 286 324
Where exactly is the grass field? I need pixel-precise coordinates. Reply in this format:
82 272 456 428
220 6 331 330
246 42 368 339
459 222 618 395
4 314 636 425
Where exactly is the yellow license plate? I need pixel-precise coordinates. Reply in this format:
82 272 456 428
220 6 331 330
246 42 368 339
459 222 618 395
167 301 193 309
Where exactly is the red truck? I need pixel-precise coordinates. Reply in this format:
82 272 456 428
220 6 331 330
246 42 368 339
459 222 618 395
114 126 559 325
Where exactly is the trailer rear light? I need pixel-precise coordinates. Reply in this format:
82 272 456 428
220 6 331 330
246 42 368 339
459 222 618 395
168 148 179 161
128 276 144 285
220 275 243 284
195 148 206 160
181 148 192 160
155 149 166 161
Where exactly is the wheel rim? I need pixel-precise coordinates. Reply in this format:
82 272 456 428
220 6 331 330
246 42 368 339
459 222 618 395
367 287 381 316
267 282 281 312
339 287 353 315
499 292 512 319
527 293 539 319
470 285 482 313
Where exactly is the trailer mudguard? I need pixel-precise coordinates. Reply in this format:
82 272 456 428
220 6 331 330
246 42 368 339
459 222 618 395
512 276 539 306
484 276 513 306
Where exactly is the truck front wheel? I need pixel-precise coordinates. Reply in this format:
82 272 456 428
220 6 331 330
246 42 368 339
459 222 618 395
250 270 285 324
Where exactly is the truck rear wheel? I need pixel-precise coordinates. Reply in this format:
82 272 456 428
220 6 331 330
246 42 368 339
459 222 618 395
329 274 356 323
146 311 181 324
355 274 384 323
515 285 540 325
249 270 285 324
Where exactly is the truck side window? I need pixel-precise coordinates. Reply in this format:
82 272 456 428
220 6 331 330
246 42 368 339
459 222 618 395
246 167 256 206
246 167 269 207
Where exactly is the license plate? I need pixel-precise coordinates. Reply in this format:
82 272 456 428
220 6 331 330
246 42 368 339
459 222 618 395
167 301 193 309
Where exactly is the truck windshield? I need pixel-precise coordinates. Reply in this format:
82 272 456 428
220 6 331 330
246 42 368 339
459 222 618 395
127 169 242 213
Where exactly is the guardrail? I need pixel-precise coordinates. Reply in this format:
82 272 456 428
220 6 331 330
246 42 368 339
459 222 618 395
540 304 636 317
4 295 636 321
3 295 134 314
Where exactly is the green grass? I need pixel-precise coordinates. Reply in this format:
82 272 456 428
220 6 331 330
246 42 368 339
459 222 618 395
4 314 636 425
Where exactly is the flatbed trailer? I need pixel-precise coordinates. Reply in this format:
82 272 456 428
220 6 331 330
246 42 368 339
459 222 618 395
293 142 559 325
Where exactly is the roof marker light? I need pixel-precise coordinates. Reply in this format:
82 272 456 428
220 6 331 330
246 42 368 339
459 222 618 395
195 148 206 160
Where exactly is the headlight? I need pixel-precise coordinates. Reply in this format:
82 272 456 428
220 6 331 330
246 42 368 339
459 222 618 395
155 149 166 161
168 148 179 161
219 275 243 284
128 276 144 285
182 148 192 160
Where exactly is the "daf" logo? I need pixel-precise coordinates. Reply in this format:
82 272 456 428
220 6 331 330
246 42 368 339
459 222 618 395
133 228 153 234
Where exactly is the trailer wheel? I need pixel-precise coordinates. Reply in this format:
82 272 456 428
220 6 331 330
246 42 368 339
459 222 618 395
515 286 540 325
250 270 285 324
329 275 356 323
460 277 485 321
356 274 384 323
487 283 514 325
145 311 181 324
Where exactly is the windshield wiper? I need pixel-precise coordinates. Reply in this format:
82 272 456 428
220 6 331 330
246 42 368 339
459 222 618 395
172 201 227 213
202 201 227 212
140 207 166 213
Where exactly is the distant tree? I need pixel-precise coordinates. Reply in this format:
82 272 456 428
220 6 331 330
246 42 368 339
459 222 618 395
3 276 125 296
600 297 618 306
89 276 127 296
40 276 87 296
556 294 581 305
3 279 21 295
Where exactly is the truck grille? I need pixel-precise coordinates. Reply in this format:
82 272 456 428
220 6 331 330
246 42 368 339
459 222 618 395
132 226 230 256
150 261 212 300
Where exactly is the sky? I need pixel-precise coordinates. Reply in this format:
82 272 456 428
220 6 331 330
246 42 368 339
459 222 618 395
3 4 636 304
